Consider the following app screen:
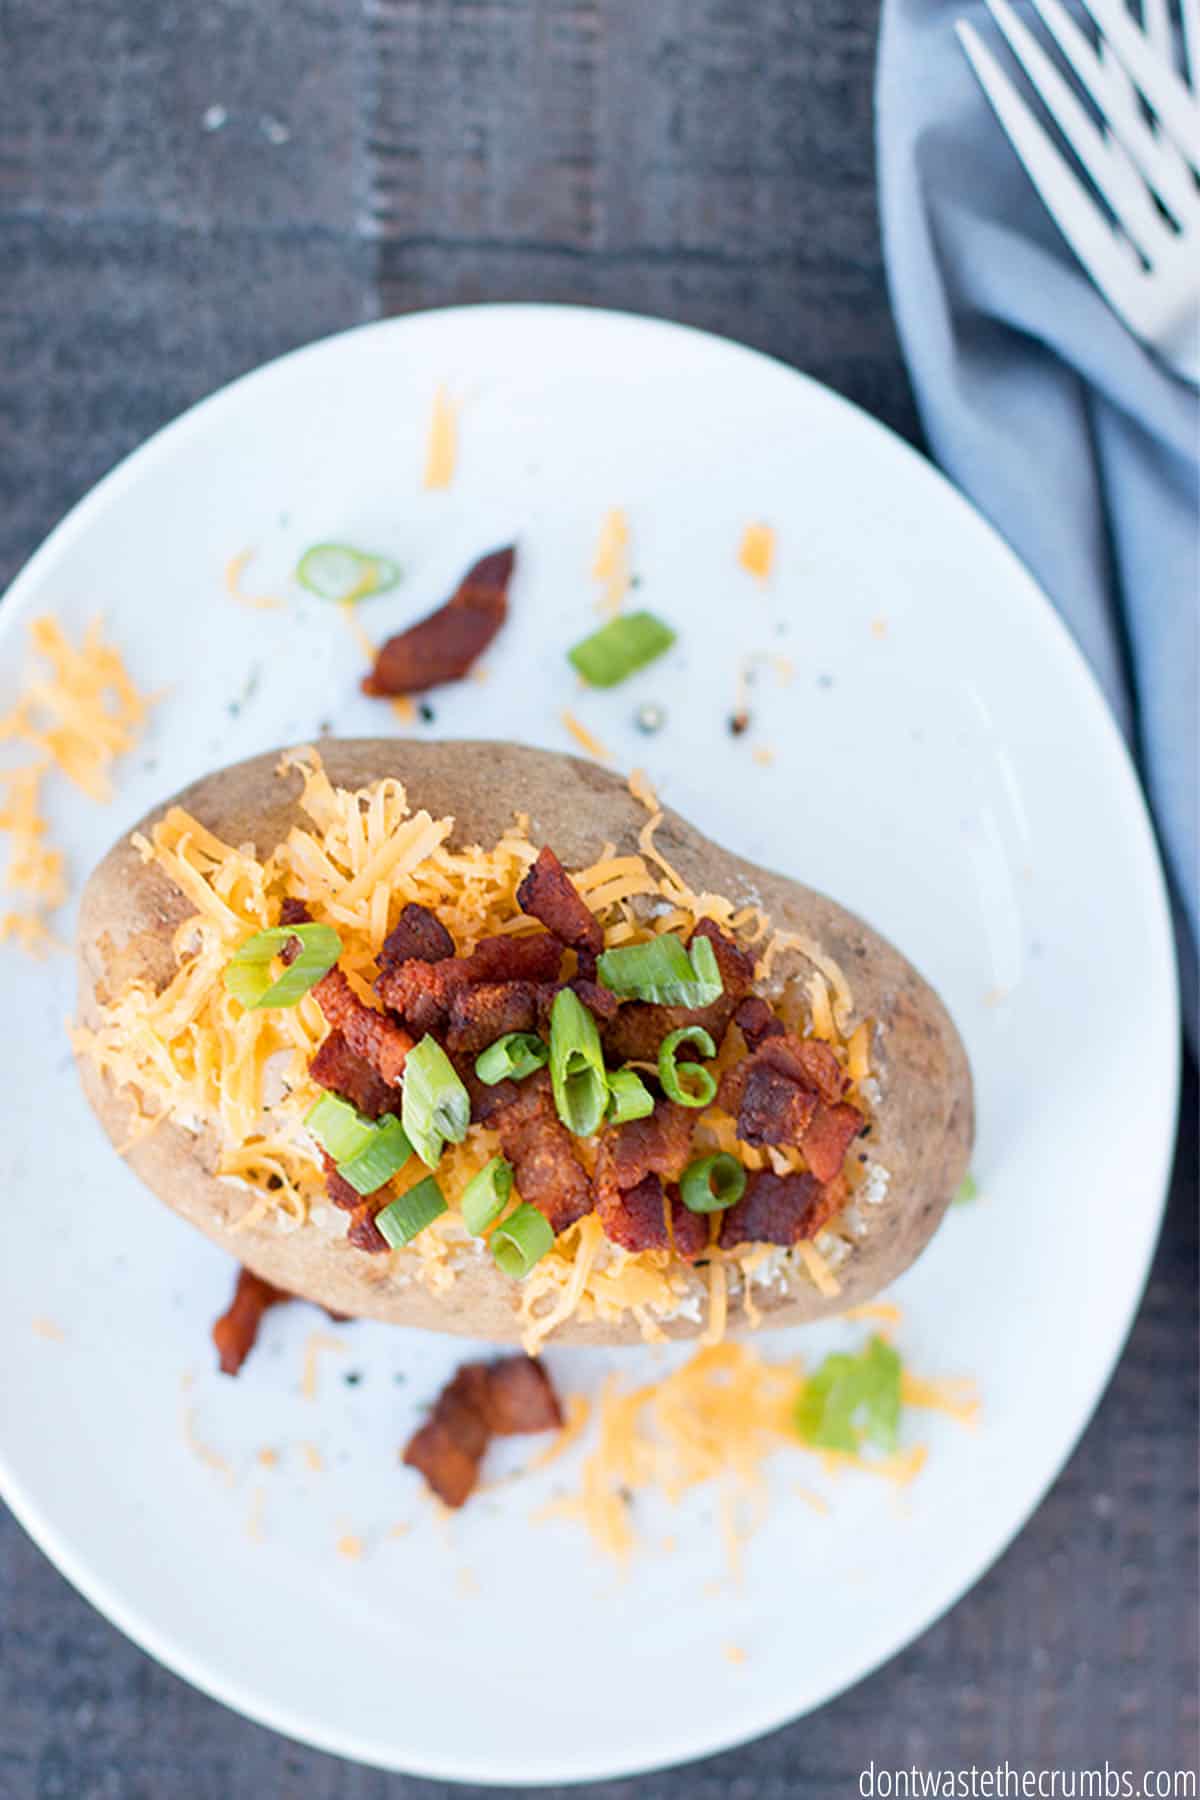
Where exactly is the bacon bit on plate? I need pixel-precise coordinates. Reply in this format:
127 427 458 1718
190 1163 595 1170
560 709 613 763
737 521 775 583
212 1266 292 1376
224 549 284 610
592 508 631 615
423 385 457 489
363 546 514 696
403 1356 564 1509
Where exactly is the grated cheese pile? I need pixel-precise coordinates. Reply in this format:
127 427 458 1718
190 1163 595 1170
544 1337 961 1569
0 615 154 951
73 748 877 1348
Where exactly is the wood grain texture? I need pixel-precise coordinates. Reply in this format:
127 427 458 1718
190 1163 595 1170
0 0 1195 1791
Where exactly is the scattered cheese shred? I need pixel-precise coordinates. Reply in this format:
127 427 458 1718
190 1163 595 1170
30 1315 66 1342
723 1643 749 1665
794 1486 831 1513
423 385 457 489
627 767 659 815
301 1443 325 1474
301 1331 346 1402
737 522 775 584
336 1534 365 1561
751 745 775 768
224 550 284 611
524 1392 592 1473
902 1372 981 1428
844 1301 903 1330
560 709 613 764
246 1486 267 1541
795 1241 840 1298
182 1407 234 1486
592 508 631 615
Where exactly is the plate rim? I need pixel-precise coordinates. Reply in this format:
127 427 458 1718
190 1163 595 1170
0 301 1181 1784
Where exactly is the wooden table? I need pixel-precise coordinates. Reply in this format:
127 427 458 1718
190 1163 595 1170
1 4 1195 1791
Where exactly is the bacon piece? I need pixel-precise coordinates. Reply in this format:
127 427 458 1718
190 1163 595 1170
279 897 312 928
403 1355 563 1508
517 846 603 957
319 1149 363 1213
734 994 786 1053
376 932 561 1034
363 546 514 696
718 1170 829 1248
596 1101 695 1195
603 920 756 1063
492 1070 592 1233
737 1063 818 1147
378 902 455 972
480 1356 564 1435
314 967 413 1085
535 977 620 1035
309 1029 400 1119
212 1267 290 1376
800 1101 865 1184
346 1196 390 1253
444 981 539 1056
596 1171 709 1260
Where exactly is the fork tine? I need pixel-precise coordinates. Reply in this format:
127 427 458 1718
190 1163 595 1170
956 19 1149 330
985 0 1170 252
1138 0 1173 63
1077 0 1200 150
1182 0 1200 90
1022 0 1200 220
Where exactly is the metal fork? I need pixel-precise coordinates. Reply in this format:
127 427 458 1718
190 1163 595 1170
957 0 1200 383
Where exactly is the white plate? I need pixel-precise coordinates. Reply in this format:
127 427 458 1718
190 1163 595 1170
0 306 1179 1785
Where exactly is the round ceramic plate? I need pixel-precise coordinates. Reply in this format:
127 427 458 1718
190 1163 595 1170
0 307 1179 1785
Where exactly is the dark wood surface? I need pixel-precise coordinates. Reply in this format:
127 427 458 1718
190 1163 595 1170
1 4 1195 1793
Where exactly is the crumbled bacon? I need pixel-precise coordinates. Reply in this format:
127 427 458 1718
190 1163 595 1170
309 1029 401 1119
279 897 312 928
444 981 539 1056
376 932 561 1034
534 976 620 1035
596 1171 708 1260
603 919 756 1063
595 1100 694 1195
314 968 413 1085
492 1070 592 1233
799 1101 865 1184
736 1062 818 1147
517 846 603 957
734 994 786 1052
212 1267 290 1376
719 1170 830 1248
403 1355 563 1508
346 1195 390 1253
319 1149 363 1212
465 933 563 984
363 546 515 696
378 902 455 971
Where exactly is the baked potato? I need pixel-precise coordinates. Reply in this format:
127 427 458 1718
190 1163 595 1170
74 740 973 1346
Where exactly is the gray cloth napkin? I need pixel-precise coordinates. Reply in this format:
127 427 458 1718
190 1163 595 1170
876 0 1198 1040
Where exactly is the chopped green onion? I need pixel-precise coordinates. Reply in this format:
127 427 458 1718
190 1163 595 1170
549 988 609 1138
304 1092 378 1165
461 1156 514 1235
953 1174 979 1206
336 1115 413 1196
658 1025 717 1108
223 923 342 1010
374 1174 446 1249
475 1032 549 1086
793 1335 903 1455
295 542 403 604
491 1203 555 1278
401 1035 470 1169
596 933 723 1008
567 611 677 689
680 1152 746 1213
605 1067 655 1125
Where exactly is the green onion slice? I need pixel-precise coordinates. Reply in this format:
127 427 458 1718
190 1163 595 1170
596 933 723 1008
304 1092 378 1165
490 1202 555 1279
567 611 677 689
548 988 609 1138
680 1152 746 1213
374 1174 447 1249
475 1032 549 1086
461 1156 514 1235
658 1025 717 1109
223 923 342 1010
295 542 403 604
605 1067 655 1125
793 1335 903 1455
335 1115 413 1196
953 1174 979 1206
401 1035 470 1169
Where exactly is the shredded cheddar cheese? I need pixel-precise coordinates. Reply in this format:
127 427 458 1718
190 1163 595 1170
560 710 613 763
302 1331 346 1401
737 522 775 584
423 386 457 489
224 550 283 611
592 508 631 615
75 749 871 1348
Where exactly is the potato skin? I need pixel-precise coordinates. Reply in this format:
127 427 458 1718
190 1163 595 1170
75 740 973 1344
